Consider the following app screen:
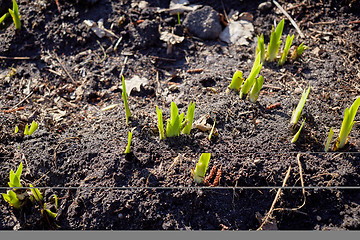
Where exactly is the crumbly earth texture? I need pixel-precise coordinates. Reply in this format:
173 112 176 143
0 0 360 230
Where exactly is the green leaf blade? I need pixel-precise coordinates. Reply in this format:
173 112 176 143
290 84 311 127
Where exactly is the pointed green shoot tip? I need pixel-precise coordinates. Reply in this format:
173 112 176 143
291 118 306 143
290 84 311 127
334 97 360 151
192 153 211 184
240 53 263 98
249 75 264 103
156 106 165 140
278 34 294 66
324 127 334 152
122 76 131 124
125 127 136 154
182 102 195 135
266 19 285 62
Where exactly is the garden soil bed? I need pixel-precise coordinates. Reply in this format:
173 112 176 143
1 0 360 230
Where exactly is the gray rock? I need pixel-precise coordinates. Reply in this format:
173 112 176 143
258 1 272 12
183 6 222 40
0 0 12 16
219 20 254 46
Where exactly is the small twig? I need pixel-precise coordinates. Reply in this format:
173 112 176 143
0 56 34 60
349 20 360 24
272 0 305 38
11 91 34 109
96 40 107 63
273 154 306 212
119 56 128 78
149 56 177 62
53 137 81 169
53 51 77 84
257 165 291 231
311 20 336 25
32 171 50 185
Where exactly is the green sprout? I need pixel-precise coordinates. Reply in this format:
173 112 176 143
14 125 19 133
290 84 311 127
2 190 22 209
324 127 334 152
0 12 10 25
291 43 308 61
165 102 187 138
177 12 181 25
8 0 21 30
266 19 284 62
240 52 263 99
156 106 165 140
249 75 264 103
24 120 38 136
29 184 57 219
334 97 360 151
278 34 294 66
256 34 265 63
208 120 216 141
291 118 306 143
2 163 23 209
182 102 195 135
8 162 23 188
125 127 136 154
191 153 211 184
228 70 244 92
121 76 131 125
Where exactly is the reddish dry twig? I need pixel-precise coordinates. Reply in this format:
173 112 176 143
2 106 26 113
266 103 281 110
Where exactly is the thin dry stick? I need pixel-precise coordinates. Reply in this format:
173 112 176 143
273 153 306 212
53 137 81 168
53 51 77 84
273 0 305 38
11 90 34 109
0 56 33 60
257 165 291 231
32 171 50 185
119 56 128 78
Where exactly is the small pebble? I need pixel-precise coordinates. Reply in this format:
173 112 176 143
258 2 272 12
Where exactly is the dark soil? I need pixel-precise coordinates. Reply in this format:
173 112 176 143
1 0 360 230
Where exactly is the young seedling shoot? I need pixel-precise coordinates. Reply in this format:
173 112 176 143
125 127 136 154
8 0 21 30
266 19 284 62
0 12 10 26
156 106 165 140
278 34 294 66
191 153 211 184
29 184 58 219
165 102 187 138
324 127 334 152
208 120 216 141
24 120 38 136
291 43 308 61
249 75 264 103
121 75 131 125
2 163 23 209
256 34 265 63
182 102 195 135
334 96 360 151
290 84 311 128
228 70 244 92
240 52 263 99
291 118 306 143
